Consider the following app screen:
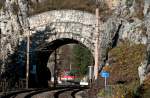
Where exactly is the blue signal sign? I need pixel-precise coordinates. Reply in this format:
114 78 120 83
100 71 110 78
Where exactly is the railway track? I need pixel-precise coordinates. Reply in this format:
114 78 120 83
0 89 36 98
0 85 88 98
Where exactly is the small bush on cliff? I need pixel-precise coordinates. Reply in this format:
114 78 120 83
139 76 150 98
12 2 19 15
0 3 2 9
0 0 5 9
125 0 134 7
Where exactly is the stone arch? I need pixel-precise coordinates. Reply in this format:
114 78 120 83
28 10 97 54
29 10 96 29
28 11 98 86
45 32 95 54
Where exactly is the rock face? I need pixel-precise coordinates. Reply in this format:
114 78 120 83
0 0 29 83
0 0 150 84
0 0 21 73
137 0 150 84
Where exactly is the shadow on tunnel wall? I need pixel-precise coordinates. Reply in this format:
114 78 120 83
36 66 51 88
0 47 23 90
29 28 54 88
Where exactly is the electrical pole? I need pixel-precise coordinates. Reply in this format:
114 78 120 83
94 0 100 80
26 29 30 89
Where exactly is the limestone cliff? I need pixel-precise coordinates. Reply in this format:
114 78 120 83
0 0 28 78
105 0 150 84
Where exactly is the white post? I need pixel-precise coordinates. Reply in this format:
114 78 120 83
70 64 72 71
88 66 93 80
104 76 107 98
105 77 107 89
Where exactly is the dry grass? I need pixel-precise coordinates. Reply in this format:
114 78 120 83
106 41 146 97
109 41 146 84
12 2 19 15
28 0 109 15
29 0 94 15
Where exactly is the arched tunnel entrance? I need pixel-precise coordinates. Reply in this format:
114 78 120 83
32 38 94 88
